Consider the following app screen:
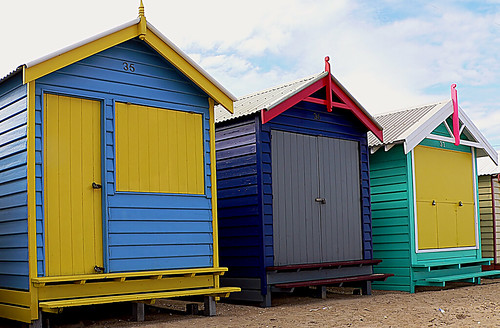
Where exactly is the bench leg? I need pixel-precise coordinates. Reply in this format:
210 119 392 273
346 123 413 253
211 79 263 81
315 286 327 299
362 281 372 295
260 285 272 308
132 302 145 322
204 296 216 316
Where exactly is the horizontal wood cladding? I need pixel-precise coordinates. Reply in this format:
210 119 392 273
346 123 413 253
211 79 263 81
216 117 262 278
0 74 29 290
479 176 500 263
35 38 214 275
370 145 412 291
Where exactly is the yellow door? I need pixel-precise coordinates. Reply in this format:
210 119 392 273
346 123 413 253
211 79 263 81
44 94 103 276
414 145 476 250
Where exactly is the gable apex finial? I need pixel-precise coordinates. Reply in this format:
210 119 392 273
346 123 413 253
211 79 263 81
139 0 145 18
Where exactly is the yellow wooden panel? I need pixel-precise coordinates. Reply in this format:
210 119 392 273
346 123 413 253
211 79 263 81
45 94 102 276
115 102 204 194
457 204 476 247
436 203 458 248
0 303 31 323
414 146 476 249
416 201 438 249
0 289 31 307
414 146 474 203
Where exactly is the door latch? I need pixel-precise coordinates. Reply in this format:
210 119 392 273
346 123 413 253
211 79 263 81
94 265 104 273
315 197 326 204
92 182 102 189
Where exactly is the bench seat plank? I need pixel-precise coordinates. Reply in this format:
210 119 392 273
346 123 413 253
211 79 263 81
273 273 393 289
267 260 382 272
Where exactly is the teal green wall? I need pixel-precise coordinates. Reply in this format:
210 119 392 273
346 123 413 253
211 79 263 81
370 144 413 292
371 135 483 292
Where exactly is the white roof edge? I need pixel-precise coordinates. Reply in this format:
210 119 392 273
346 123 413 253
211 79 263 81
382 100 498 165
402 101 452 153
25 19 140 68
456 106 498 165
146 22 237 102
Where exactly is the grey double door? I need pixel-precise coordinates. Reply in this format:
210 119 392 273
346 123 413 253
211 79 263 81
271 130 362 266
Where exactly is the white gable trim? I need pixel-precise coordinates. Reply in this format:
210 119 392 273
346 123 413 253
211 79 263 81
397 101 498 165
402 101 452 154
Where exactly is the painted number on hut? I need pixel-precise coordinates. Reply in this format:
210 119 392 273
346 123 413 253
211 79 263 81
314 113 321 121
122 62 136 72
439 141 446 148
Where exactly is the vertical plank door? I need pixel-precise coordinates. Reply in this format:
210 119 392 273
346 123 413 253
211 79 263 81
44 94 103 276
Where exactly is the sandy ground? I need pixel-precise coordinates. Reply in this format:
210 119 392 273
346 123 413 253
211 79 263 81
3 279 500 327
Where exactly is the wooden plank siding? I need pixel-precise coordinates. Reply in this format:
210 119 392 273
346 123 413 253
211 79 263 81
216 117 263 278
370 145 412 292
479 176 500 264
0 72 29 290
34 38 215 275
216 99 373 298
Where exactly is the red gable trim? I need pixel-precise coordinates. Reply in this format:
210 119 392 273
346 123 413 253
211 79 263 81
260 71 383 141
329 76 383 141
261 78 326 124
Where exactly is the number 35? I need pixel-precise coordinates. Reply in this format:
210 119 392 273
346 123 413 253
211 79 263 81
123 62 135 72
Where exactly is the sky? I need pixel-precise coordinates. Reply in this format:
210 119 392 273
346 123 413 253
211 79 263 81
1 0 499 150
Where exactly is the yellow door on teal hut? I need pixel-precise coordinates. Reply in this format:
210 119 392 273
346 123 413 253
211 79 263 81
415 146 476 250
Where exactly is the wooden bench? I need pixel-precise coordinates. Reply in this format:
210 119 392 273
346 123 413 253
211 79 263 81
274 273 393 289
38 287 239 311
419 270 500 286
412 258 492 270
266 259 382 272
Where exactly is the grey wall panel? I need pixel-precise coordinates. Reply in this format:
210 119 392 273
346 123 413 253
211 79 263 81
318 137 362 261
272 130 362 266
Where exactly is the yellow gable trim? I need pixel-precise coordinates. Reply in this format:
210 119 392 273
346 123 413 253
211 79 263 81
143 30 234 113
23 25 139 84
22 19 233 113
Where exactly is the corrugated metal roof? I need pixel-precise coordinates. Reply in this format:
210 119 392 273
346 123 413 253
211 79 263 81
215 72 324 123
0 66 23 84
478 151 500 176
368 101 448 147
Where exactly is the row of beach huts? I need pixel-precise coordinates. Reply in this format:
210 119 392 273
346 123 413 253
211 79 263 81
1 4 500 326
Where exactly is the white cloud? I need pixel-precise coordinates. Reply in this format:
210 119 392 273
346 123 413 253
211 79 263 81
1 1 499 146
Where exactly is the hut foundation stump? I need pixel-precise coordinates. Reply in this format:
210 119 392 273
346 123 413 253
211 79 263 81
315 286 327 299
204 296 216 316
132 302 145 322
28 311 43 328
362 281 372 295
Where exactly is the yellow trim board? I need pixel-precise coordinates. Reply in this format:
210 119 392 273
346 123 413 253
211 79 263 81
23 25 139 83
32 267 228 285
22 19 233 113
0 289 31 307
26 81 39 320
0 303 32 323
